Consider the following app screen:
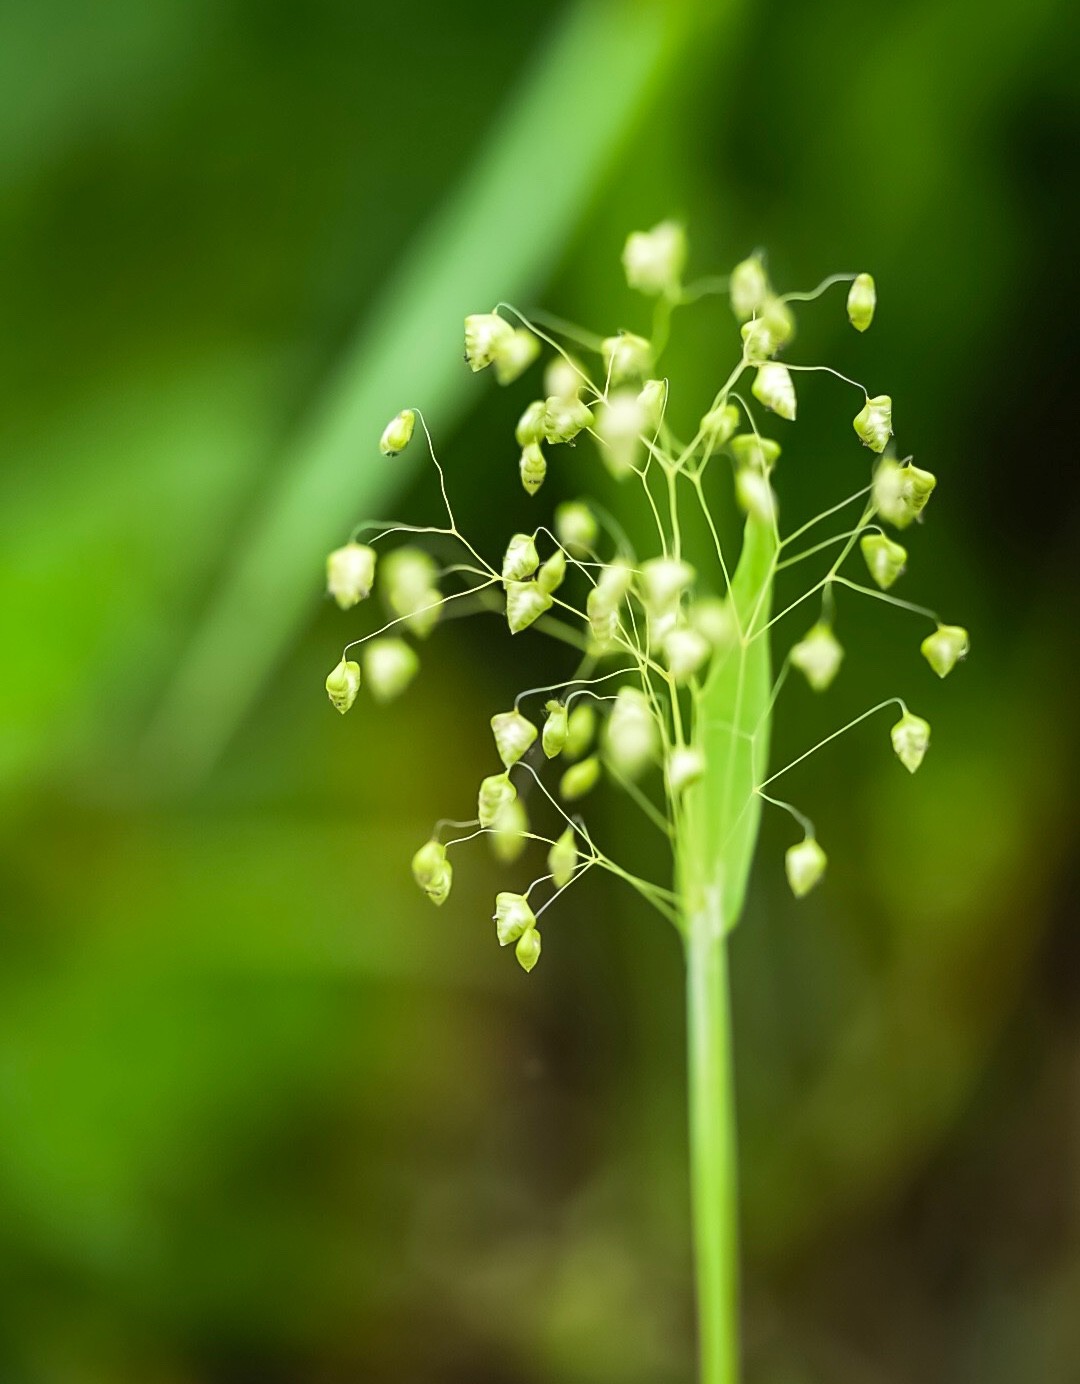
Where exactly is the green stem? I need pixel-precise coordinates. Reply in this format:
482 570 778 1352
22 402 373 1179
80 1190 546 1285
686 894 740 1384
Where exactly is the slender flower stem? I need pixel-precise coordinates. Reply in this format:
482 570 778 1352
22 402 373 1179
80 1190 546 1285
686 898 740 1384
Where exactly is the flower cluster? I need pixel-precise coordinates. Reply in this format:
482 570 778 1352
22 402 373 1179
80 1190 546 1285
323 224 968 971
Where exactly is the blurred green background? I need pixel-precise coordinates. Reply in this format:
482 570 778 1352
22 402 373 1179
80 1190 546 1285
2 1 1079 1380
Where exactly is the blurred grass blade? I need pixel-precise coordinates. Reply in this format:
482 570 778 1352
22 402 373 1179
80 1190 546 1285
144 0 729 788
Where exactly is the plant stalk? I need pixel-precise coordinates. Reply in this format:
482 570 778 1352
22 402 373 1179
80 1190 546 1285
686 894 740 1384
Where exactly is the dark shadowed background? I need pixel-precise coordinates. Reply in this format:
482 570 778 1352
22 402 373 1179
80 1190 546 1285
2 1 1079 1381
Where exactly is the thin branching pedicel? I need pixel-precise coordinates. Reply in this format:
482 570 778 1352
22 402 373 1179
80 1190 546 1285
323 224 968 971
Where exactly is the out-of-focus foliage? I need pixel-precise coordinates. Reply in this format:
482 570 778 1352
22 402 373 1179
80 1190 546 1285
1 1 1078 1381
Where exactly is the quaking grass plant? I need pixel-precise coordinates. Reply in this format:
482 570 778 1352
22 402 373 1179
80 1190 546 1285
323 224 968 1384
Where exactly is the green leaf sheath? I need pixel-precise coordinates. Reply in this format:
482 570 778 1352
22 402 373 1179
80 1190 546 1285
681 511 777 930
679 511 776 1384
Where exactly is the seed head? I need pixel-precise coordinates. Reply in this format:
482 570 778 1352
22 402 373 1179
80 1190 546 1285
325 657 361 714
554 500 598 557
637 378 667 428
622 220 687 296
544 354 584 400
505 581 552 634
666 746 705 795
603 686 659 780
921 625 969 679
490 796 529 863
690 597 738 652
587 559 633 646
752 362 797 420
664 626 711 684
326 543 377 609
491 709 538 768
464 312 513 372
729 255 769 321
560 755 601 801
493 328 540 386
519 442 547 496
564 703 597 760
542 701 568 758
515 927 542 973
846 273 876 332
382 547 441 637
494 891 536 946
548 826 578 888
362 637 419 703
502 533 540 583
740 297 794 359
516 401 547 447
478 773 516 829
790 622 844 692
595 390 647 478
853 394 893 453
785 837 827 897
537 549 566 595
729 434 781 472
860 533 908 589
873 459 937 529
700 401 740 447
891 710 931 773
543 394 594 444
601 332 653 385
379 409 416 457
412 839 453 906
640 557 695 616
